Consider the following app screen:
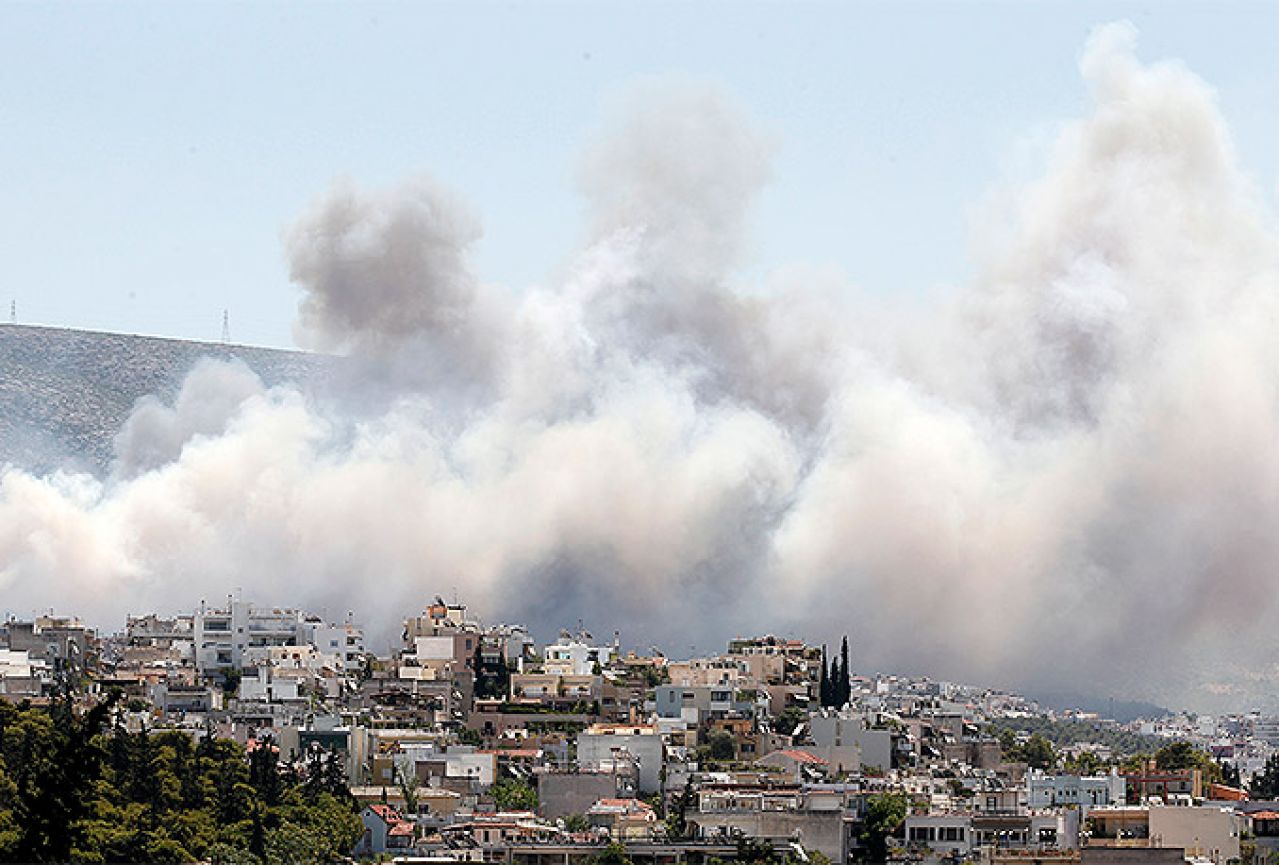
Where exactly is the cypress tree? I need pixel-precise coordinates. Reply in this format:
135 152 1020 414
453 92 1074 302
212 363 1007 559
472 642 486 698
838 635 851 707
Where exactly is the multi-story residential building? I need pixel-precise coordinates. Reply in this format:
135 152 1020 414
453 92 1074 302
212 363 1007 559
192 599 362 674
690 781 864 864
666 656 749 688
810 710 895 772
905 813 977 859
238 665 303 703
403 598 476 644
1252 717 1279 747
1027 771 1126 812
194 600 300 671
576 724 665 794
1086 805 1244 865
125 614 194 648
542 633 618 676
654 684 754 723
905 810 1080 859
510 672 601 708
242 643 340 673
3 615 96 679
297 618 365 674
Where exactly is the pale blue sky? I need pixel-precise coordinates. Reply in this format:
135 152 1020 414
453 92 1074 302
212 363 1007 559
2 1 1277 348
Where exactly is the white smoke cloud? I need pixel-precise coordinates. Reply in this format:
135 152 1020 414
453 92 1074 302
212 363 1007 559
111 359 267 480
3 25 1279 709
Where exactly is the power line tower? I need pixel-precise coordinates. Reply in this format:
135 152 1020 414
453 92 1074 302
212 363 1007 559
221 309 230 344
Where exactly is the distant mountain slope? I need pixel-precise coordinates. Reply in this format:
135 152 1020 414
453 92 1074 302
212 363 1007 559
1025 689 1172 723
0 324 331 475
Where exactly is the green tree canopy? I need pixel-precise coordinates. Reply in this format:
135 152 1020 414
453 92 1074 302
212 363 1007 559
859 792 909 863
491 778 538 811
1251 754 1279 800
0 696 362 864
706 730 736 761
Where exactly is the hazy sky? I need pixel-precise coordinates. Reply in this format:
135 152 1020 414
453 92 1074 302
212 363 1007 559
3 1 1277 349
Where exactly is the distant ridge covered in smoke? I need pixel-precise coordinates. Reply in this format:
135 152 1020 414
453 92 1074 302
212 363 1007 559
0 324 333 475
3 24 1279 712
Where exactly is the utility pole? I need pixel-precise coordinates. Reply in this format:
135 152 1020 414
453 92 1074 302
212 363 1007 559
8 300 14 324
221 309 230 344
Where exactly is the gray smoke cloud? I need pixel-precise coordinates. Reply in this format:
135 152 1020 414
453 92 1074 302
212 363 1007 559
287 176 511 400
2 24 1279 710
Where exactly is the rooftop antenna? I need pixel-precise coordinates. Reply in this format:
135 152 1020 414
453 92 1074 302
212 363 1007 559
221 309 230 344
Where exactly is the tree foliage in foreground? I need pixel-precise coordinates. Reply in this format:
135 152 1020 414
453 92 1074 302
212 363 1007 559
0 695 362 863
858 792 909 864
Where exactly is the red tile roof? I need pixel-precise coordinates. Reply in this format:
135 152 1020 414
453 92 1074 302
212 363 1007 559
369 804 404 822
771 749 829 765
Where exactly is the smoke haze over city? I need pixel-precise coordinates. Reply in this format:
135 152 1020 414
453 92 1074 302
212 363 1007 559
4 22 1279 713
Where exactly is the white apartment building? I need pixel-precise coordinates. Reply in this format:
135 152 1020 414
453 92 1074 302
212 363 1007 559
239 665 302 703
1027 770 1126 812
543 633 618 676
193 600 364 673
297 618 366 673
242 643 343 673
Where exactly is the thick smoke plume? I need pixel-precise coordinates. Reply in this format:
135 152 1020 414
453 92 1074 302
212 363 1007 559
3 25 1279 710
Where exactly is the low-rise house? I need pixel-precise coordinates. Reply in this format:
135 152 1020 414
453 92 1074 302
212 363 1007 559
353 804 416 856
441 812 562 847
149 681 221 716
586 797 658 840
1123 769 1202 803
756 749 830 782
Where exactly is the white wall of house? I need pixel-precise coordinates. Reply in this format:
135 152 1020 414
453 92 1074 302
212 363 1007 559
1027 771 1126 811
809 713 893 771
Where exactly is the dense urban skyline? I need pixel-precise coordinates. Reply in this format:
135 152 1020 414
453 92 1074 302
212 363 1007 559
5 6 1279 716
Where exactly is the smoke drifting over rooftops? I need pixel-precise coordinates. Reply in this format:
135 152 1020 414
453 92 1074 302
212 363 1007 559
2 23 1278 711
